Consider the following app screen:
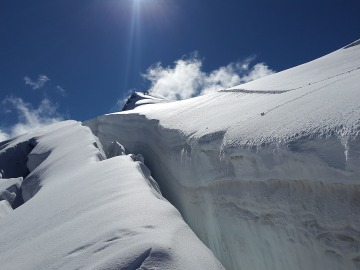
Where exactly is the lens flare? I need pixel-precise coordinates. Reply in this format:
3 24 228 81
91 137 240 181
120 0 176 91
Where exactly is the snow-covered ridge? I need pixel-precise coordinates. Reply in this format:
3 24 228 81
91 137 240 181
344 39 360 49
0 121 223 270
122 91 168 111
1 40 359 270
228 40 360 92
86 41 360 270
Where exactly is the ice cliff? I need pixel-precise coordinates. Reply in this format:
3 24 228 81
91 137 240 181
86 41 360 270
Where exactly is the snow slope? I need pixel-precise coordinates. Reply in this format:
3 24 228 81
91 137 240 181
0 121 223 269
86 42 360 270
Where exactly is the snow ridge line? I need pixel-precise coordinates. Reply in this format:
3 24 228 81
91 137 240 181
218 89 289 94
261 69 360 117
224 69 360 132
343 39 360 49
220 65 360 94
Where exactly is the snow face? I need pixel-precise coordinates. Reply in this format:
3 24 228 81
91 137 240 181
86 42 360 270
0 121 223 270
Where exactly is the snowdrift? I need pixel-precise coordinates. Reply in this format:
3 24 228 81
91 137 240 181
0 121 223 269
86 42 360 270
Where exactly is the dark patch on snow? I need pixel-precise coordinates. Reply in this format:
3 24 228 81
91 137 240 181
121 91 167 111
27 151 51 172
0 181 24 210
121 248 152 270
0 138 40 208
0 140 35 179
219 89 290 94
67 243 94 257
104 141 126 158
0 189 16 205
11 187 24 209
130 153 145 163
122 92 147 111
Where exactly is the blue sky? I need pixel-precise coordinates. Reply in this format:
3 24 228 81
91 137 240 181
1 0 359 140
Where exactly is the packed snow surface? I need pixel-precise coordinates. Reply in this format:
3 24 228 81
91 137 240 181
0 121 223 270
87 43 360 270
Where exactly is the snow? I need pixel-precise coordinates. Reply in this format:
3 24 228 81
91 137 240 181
344 39 360 49
86 42 360 270
1 40 359 270
0 120 223 269
122 91 168 111
0 177 23 212
0 201 12 219
228 42 360 91
0 177 23 193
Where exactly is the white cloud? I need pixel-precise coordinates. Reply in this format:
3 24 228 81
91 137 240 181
144 58 203 100
0 97 63 141
24 74 50 90
142 54 275 100
56 85 67 96
0 130 9 142
242 63 274 82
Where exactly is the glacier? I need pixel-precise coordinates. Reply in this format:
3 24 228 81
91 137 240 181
0 121 223 269
85 41 360 270
1 40 360 270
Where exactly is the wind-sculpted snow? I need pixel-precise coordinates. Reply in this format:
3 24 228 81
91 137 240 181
0 177 23 211
122 91 168 111
0 121 223 270
86 41 360 270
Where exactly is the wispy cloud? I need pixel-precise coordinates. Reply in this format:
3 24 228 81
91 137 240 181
142 54 275 100
24 74 50 90
56 85 67 96
0 130 9 142
0 97 63 141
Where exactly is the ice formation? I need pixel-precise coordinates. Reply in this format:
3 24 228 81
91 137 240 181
86 42 360 270
0 121 223 269
1 41 359 270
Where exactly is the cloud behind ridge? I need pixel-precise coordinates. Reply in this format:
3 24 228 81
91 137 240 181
142 54 275 100
0 97 63 142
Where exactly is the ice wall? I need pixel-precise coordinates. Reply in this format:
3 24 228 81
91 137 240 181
86 112 360 270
